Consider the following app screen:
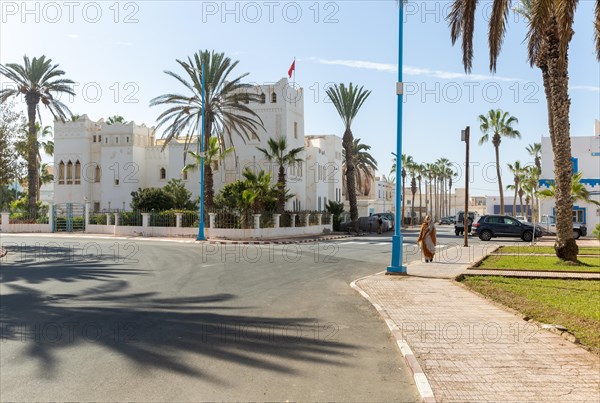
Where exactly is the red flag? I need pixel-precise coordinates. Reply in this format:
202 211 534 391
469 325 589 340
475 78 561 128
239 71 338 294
288 60 295 78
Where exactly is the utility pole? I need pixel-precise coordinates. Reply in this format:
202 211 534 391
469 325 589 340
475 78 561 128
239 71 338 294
462 126 470 247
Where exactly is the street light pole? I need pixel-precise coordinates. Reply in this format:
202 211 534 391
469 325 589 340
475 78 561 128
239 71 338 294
387 2 407 275
462 126 470 247
197 63 206 241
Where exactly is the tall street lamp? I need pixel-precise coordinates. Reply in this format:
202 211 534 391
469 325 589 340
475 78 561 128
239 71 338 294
197 63 206 241
387 2 407 275
462 126 470 247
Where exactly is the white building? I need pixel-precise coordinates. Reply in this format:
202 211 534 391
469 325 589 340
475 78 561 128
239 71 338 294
538 120 600 230
304 134 343 211
52 78 342 212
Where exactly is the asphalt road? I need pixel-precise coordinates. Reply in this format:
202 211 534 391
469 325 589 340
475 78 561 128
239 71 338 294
0 226 531 401
1 229 429 402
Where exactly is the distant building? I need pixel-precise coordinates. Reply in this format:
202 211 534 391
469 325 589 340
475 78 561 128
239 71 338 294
538 121 600 229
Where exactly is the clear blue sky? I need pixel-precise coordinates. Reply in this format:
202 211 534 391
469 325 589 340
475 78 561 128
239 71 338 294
2 0 599 195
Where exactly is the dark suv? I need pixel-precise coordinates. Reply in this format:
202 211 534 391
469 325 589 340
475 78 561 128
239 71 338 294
473 215 543 242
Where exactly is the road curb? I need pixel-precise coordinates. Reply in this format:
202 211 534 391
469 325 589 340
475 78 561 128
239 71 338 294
206 234 354 245
350 273 436 403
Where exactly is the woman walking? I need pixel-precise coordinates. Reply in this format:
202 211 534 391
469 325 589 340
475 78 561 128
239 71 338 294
418 215 436 262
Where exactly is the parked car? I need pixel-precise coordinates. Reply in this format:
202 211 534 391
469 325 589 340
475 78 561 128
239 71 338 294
454 211 477 236
439 217 452 225
473 215 543 241
539 215 587 239
373 213 395 230
515 215 529 223
366 215 391 232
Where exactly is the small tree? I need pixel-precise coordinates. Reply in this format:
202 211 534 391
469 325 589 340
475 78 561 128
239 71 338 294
326 200 344 231
163 179 197 210
130 188 174 211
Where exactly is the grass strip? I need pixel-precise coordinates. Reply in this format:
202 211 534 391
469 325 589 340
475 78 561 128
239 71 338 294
499 246 600 255
460 276 600 352
477 255 600 272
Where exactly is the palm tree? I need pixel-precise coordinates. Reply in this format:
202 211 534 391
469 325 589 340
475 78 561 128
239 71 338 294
183 136 234 205
506 160 524 217
408 161 418 226
416 163 425 224
478 109 521 215
526 142 542 172
38 162 53 201
256 136 304 213
538 172 600 207
444 167 455 218
0 55 75 214
15 124 54 164
521 165 541 222
449 0 600 261
343 138 378 196
106 115 127 125
398 154 413 226
526 142 543 221
425 163 435 217
326 83 371 233
150 50 264 208
436 158 451 218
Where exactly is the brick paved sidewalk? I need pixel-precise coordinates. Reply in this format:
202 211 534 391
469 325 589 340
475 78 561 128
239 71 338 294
353 244 600 402
354 275 600 402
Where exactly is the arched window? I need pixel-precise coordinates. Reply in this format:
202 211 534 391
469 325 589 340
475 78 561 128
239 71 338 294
58 161 65 184
260 93 266 104
271 91 277 103
95 165 101 182
66 160 73 184
74 161 81 184
160 167 166 180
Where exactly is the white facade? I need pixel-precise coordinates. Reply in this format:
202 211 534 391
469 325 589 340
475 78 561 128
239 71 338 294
538 125 600 230
304 135 343 211
52 78 342 213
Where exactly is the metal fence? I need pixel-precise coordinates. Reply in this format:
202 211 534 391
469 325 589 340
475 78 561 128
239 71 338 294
9 208 50 224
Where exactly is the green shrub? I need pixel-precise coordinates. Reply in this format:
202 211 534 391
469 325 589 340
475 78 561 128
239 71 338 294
593 223 600 240
120 211 142 226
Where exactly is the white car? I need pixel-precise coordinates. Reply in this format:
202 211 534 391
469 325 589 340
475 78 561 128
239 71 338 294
540 215 587 239
515 215 529 223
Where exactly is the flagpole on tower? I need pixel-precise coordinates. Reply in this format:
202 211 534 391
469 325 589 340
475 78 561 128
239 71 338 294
293 57 296 87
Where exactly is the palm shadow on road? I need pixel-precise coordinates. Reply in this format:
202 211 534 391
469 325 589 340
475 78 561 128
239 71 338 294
1 244 356 385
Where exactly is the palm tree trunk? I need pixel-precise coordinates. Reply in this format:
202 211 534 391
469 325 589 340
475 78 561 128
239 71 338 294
427 179 433 215
277 165 286 213
411 189 416 226
418 179 423 224
494 143 504 215
513 185 518 217
401 175 406 227
433 177 437 221
203 115 214 208
343 127 359 232
205 165 214 208
25 96 39 217
519 191 524 218
546 20 578 261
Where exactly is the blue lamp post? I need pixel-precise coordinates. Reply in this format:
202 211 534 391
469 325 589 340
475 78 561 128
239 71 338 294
387 2 407 275
197 63 206 241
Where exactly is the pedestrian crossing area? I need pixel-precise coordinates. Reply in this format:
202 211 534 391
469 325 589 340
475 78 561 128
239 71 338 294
330 240 448 248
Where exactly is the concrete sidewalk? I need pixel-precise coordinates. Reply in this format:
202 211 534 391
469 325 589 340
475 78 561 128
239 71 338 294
352 244 600 402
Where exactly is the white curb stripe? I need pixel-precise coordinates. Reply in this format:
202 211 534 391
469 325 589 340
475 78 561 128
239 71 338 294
350 278 437 403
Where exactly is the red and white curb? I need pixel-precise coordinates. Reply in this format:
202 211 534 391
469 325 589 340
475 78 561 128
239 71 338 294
350 274 436 403
1 233 353 245
207 235 353 245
